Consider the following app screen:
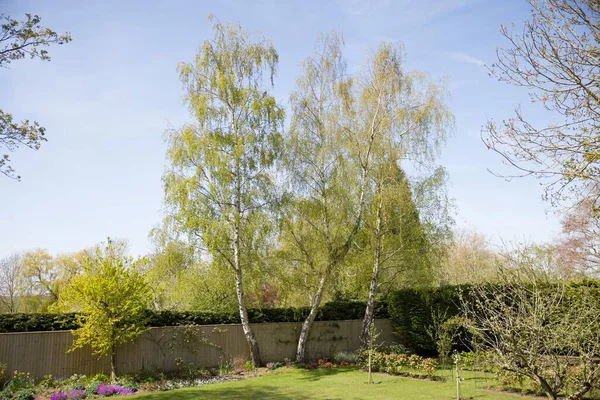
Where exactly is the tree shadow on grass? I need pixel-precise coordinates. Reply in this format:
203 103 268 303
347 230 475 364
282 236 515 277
298 366 354 382
134 385 327 400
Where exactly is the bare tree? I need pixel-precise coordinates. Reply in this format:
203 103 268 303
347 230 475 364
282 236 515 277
462 269 600 400
484 0 600 206
437 228 499 285
0 253 25 313
554 196 600 275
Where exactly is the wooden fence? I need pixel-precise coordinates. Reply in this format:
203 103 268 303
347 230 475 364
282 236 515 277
0 319 395 379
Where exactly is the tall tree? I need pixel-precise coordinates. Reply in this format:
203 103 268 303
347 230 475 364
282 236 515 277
163 17 284 367
283 32 380 362
1 11 71 179
354 43 452 345
484 0 600 206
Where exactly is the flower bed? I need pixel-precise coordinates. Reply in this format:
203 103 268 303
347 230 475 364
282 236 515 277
356 350 441 380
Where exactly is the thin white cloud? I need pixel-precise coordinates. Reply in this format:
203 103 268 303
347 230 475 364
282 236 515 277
446 51 486 66
335 0 478 25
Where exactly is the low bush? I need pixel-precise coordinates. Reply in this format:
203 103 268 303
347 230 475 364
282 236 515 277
3 371 34 394
266 362 283 370
332 351 357 363
12 389 34 400
453 351 495 372
356 349 439 379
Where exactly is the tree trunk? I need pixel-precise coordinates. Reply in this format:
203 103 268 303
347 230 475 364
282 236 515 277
296 266 331 362
110 344 117 382
234 265 262 367
534 374 557 400
233 212 262 367
231 150 262 367
360 198 383 347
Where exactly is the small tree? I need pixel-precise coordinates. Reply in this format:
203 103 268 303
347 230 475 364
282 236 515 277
58 240 151 381
365 322 382 384
462 269 600 400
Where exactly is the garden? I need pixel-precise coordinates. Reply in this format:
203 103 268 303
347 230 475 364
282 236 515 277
3 0 600 399
4 348 598 400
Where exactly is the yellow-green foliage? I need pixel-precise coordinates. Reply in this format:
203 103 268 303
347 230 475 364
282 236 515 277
58 240 151 358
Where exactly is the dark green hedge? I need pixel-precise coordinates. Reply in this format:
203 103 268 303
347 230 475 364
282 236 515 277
387 280 600 356
387 285 468 356
0 313 80 333
0 301 389 333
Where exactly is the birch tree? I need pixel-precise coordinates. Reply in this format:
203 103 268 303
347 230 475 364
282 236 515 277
283 32 369 362
163 17 284 367
353 43 452 345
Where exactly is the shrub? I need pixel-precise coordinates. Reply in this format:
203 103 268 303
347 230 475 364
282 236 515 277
40 374 56 389
84 381 102 396
332 351 357 363
381 344 409 355
131 369 163 383
265 362 283 370
0 363 6 386
90 373 110 383
454 351 495 372
12 389 34 400
118 382 138 392
5 371 34 393
356 349 438 379
50 393 68 400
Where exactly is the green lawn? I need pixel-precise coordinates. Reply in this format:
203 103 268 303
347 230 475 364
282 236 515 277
131 367 528 400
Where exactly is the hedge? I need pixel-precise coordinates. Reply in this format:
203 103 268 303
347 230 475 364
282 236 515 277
387 280 600 356
0 300 389 333
387 285 468 356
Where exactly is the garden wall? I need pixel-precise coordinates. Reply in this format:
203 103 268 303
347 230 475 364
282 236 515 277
0 319 395 379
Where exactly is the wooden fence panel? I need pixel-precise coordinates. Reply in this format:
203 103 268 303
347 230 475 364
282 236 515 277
0 319 395 379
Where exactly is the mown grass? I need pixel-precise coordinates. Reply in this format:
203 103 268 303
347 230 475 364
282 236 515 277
131 367 532 400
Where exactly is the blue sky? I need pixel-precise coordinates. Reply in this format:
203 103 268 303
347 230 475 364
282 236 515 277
0 0 561 257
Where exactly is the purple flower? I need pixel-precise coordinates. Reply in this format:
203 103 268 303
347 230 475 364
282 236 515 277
95 384 135 397
96 384 117 396
66 389 86 399
115 387 135 395
50 393 68 400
